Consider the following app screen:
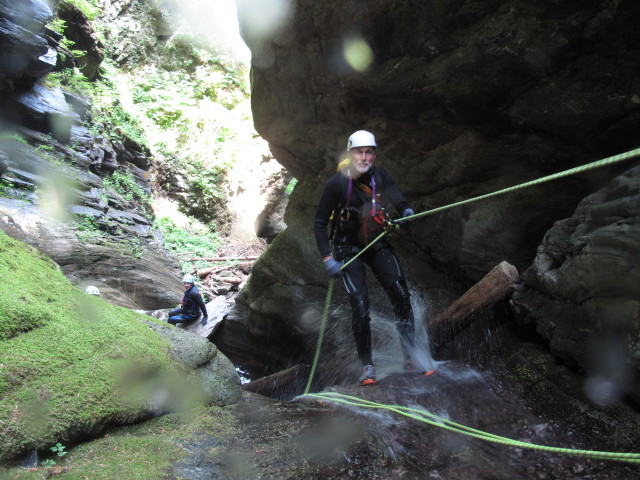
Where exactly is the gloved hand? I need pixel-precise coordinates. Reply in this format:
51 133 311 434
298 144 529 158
400 208 415 225
323 256 344 278
201 316 208 326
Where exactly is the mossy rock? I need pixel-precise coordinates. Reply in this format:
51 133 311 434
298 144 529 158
0 230 240 464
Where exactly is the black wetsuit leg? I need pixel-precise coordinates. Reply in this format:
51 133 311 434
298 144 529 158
338 247 373 366
368 244 416 359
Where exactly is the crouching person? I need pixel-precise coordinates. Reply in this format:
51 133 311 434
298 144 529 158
168 274 208 326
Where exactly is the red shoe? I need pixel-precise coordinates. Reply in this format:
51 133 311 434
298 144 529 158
359 364 376 386
405 360 435 376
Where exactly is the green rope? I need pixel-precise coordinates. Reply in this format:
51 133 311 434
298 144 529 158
395 147 640 225
305 392 640 463
304 279 334 394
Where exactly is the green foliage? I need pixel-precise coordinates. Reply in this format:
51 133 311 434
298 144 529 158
87 63 149 146
154 217 221 270
0 230 186 462
43 5 254 233
0 178 14 198
73 213 104 239
50 442 68 457
46 68 93 94
48 17 66 35
59 0 101 21
103 170 151 216
190 164 228 201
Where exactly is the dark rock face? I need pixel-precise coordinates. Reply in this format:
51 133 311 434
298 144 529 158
0 0 54 89
0 132 183 309
0 0 183 309
226 0 640 428
511 165 640 405
56 2 104 80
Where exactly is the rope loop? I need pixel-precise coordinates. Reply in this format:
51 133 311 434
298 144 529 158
304 392 640 463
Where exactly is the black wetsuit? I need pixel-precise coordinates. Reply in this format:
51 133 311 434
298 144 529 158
168 285 208 325
314 165 416 366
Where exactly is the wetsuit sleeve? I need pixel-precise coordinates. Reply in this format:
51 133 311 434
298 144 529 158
314 174 342 259
378 168 412 214
196 291 207 318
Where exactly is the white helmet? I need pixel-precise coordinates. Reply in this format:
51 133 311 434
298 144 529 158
182 274 195 284
85 286 100 295
347 130 377 150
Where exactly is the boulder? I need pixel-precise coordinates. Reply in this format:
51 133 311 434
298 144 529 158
0 231 241 464
511 165 640 405
146 320 241 408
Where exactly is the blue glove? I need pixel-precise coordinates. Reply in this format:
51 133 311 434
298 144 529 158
323 256 344 278
400 208 415 225
201 316 208 326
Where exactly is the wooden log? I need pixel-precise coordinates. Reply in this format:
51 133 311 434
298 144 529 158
183 255 260 262
216 277 243 285
197 265 233 278
428 261 521 347
243 365 310 400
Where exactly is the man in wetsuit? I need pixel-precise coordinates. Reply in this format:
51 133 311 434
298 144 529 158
314 130 417 385
168 274 208 327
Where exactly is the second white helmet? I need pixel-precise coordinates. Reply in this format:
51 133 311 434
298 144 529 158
85 285 100 295
347 130 377 150
182 274 195 284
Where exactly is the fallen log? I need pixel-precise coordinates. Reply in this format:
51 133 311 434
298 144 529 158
428 261 521 348
183 255 260 262
197 264 233 278
217 277 243 285
243 365 310 400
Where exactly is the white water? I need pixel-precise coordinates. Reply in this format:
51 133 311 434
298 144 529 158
368 288 440 380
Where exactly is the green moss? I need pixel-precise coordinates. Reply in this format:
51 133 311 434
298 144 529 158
0 405 238 479
0 230 189 462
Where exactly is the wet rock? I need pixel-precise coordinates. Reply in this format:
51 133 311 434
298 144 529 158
0 0 53 85
511 165 640 405
12 82 79 142
181 361 638 479
146 320 242 407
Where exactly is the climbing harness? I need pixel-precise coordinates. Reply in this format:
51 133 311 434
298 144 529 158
303 392 640 464
334 168 392 247
303 145 640 464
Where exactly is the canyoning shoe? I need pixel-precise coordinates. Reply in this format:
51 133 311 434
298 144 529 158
404 359 416 373
359 364 376 386
404 360 436 376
